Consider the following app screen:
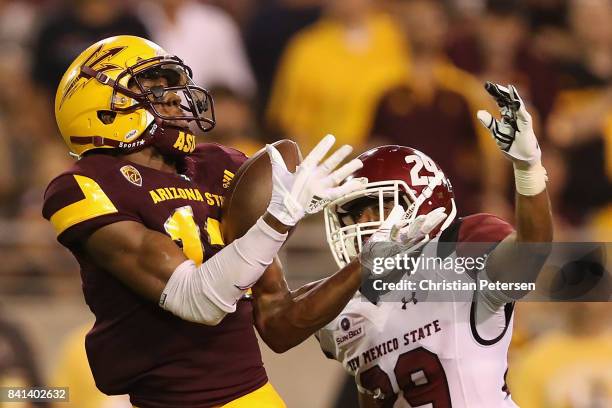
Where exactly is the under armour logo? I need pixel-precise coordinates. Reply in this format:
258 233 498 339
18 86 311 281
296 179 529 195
401 292 418 309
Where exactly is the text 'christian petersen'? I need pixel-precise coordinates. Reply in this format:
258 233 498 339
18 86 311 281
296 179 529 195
372 279 536 292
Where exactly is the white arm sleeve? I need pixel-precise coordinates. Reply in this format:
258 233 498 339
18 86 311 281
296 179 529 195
159 217 287 325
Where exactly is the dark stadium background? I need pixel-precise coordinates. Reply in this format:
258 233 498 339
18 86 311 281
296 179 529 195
0 0 610 407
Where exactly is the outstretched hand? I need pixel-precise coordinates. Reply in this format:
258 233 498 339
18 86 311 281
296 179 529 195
477 82 548 196
266 134 367 226
477 82 541 167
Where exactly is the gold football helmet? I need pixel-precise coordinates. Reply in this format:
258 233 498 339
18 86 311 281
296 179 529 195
55 35 215 156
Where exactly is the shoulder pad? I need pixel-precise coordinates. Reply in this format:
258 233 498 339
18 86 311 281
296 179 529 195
459 213 514 243
43 173 118 235
42 162 139 246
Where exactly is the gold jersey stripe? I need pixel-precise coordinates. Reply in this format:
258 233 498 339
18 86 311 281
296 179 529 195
206 217 224 246
50 175 118 235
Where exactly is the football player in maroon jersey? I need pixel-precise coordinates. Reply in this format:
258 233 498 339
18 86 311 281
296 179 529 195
43 35 373 407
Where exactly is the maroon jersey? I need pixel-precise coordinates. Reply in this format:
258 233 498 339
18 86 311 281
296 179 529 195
42 144 267 408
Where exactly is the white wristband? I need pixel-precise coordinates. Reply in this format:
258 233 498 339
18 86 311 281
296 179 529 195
514 162 548 196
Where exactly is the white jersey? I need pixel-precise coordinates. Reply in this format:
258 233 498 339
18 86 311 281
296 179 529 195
317 214 518 407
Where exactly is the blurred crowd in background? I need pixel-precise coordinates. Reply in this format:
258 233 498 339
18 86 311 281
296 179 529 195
0 0 610 407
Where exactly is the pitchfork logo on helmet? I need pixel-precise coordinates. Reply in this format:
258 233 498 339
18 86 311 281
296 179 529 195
55 35 215 157
324 145 457 267
58 44 127 110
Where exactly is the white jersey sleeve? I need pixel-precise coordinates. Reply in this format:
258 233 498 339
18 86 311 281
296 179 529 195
316 319 339 361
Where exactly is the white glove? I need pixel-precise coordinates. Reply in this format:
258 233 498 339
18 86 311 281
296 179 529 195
391 207 448 250
359 205 407 275
360 206 448 276
266 134 367 226
477 82 541 166
477 82 548 196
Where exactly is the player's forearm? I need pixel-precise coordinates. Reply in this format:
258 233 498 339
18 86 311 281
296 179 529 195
291 259 361 325
511 159 553 244
161 217 287 325
477 82 554 299
484 167 553 293
515 187 553 244
258 259 362 352
290 279 325 299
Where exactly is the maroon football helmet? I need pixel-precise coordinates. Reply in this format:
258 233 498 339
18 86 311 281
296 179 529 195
324 145 457 267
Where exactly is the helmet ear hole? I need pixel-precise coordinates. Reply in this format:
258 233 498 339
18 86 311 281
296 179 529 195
97 110 117 124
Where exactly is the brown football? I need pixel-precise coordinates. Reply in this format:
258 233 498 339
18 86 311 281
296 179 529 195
221 139 302 243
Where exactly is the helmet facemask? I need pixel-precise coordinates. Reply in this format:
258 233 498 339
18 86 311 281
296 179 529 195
74 55 215 157
325 180 414 268
110 56 215 133
324 177 457 268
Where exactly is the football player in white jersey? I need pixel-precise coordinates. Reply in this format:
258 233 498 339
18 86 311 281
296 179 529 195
316 83 553 407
